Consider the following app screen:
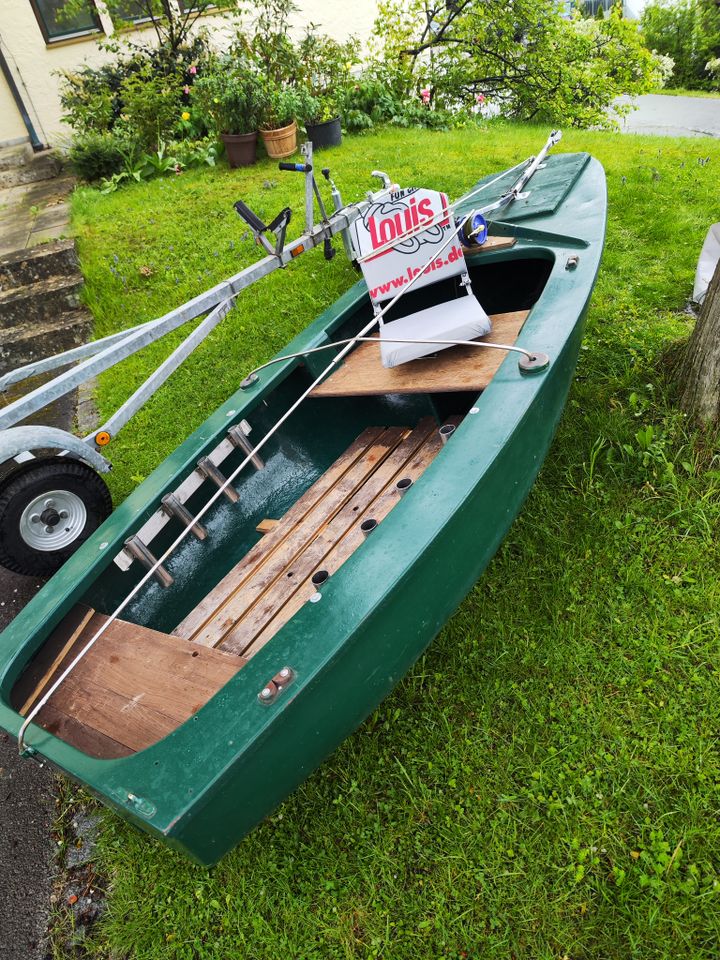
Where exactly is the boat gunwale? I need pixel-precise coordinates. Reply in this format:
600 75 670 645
0 154 607 847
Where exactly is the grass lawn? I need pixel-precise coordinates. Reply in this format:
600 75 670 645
67 122 720 959
652 87 720 98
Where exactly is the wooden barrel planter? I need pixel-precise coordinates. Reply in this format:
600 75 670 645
260 121 298 159
221 132 258 168
305 117 342 150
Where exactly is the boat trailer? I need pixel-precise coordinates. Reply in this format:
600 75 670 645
0 132 561 578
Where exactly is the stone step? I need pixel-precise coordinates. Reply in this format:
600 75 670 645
0 151 63 190
0 310 92 377
0 142 32 172
0 273 84 329
0 239 78 291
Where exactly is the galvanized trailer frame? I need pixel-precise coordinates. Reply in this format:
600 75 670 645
0 144 366 470
0 132 560 578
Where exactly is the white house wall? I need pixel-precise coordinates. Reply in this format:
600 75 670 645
0 0 379 148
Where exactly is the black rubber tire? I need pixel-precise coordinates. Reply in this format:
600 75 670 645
0 458 112 577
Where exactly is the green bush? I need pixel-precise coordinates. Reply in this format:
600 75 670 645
371 0 666 130
118 64 182 152
67 131 129 181
192 59 268 134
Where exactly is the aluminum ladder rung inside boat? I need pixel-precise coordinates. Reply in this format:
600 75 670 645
114 419 261 572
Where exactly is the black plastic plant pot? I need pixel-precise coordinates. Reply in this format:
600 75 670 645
305 117 342 150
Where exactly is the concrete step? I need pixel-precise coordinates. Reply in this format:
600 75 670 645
0 239 78 291
0 310 92 377
0 142 32 172
0 151 63 190
0 273 84 329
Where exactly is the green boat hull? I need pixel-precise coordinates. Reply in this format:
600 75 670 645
0 153 606 865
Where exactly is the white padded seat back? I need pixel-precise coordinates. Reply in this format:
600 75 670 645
379 293 491 368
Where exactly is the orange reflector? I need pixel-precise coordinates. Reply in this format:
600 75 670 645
95 431 111 447
290 245 305 258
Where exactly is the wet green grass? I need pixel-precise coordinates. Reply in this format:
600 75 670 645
652 87 720 98
69 123 720 959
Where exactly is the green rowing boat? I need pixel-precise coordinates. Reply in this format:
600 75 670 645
0 147 606 865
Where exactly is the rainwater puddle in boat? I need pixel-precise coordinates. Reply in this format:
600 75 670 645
118 443 321 632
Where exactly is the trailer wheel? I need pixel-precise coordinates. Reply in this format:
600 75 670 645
0 459 112 577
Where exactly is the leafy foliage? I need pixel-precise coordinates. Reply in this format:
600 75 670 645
117 63 181 151
371 0 666 129
641 0 720 90
67 130 133 181
192 58 268 135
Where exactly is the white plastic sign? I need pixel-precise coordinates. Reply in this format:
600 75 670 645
353 188 466 304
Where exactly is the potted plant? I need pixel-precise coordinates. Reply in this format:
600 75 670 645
193 61 267 168
259 86 304 159
303 93 342 149
297 28 359 149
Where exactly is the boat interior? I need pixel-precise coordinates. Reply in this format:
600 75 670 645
11 245 554 760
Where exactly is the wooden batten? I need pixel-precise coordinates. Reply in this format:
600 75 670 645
174 417 456 661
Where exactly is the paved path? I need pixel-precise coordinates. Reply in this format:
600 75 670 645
0 174 75 259
616 93 720 138
0 572 55 960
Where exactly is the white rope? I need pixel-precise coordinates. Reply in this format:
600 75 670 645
17 205 475 754
241 335 534 385
18 134 559 754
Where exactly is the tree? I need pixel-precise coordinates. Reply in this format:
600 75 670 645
370 0 667 129
641 0 720 90
679 259 720 425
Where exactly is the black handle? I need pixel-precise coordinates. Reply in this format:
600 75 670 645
233 200 266 233
321 167 330 180
279 162 312 173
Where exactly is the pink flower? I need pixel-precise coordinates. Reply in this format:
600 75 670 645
475 93 485 104
420 87 431 105
183 85 190 95
188 65 197 75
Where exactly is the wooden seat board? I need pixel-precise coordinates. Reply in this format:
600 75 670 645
177 426 409 647
218 418 439 657
17 608 243 757
242 417 459 660
37 703 134 760
310 309 530 399
172 425 388 641
461 235 517 255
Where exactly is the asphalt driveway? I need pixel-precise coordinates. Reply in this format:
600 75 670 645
616 93 720 138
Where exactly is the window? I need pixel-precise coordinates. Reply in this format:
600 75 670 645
111 0 153 24
29 0 102 43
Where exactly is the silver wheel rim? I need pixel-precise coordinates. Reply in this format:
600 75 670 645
19 489 87 552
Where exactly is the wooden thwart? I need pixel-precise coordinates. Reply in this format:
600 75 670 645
310 309 529 399
461 235 517 256
12 607 243 758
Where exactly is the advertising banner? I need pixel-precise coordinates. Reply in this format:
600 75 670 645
353 188 466 304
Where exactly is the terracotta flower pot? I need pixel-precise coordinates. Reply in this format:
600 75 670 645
221 131 258 168
305 116 342 150
260 121 298 159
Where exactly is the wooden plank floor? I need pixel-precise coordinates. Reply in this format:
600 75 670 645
174 417 455 660
15 419 456 757
12 606 243 758
310 309 529 398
